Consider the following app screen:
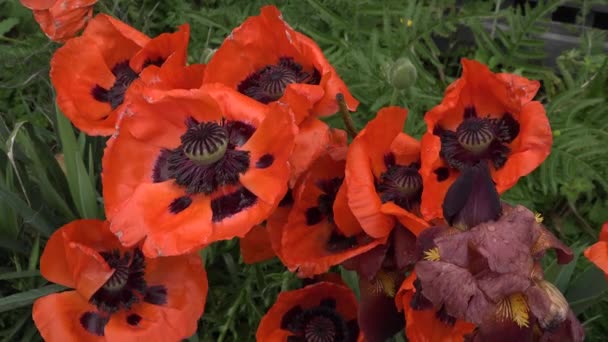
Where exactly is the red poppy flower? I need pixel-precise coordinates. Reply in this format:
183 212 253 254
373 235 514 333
345 106 429 238
420 58 551 221
279 129 386 277
203 5 358 124
32 219 208 341
102 85 296 257
256 282 363 341
50 14 192 136
20 0 97 42
584 222 608 279
395 272 475 342
239 224 276 264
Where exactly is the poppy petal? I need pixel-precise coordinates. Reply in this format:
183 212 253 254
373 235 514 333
20 0 56 10
239 102 297 205
240 225 276 264
289 118 335 186
584 241 608 277
491 101 552 192
110 182 213 257
33 291 105 342
130 24 190 72
40 219 119 299
380 202 429 236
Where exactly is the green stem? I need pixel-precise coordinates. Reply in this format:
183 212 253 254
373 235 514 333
336 93 358 139
389 88 400 106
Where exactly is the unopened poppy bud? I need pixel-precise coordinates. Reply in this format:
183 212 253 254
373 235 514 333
388 57 417 90
536 280 569 330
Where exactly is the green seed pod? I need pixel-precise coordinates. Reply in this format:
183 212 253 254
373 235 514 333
388 57 417 90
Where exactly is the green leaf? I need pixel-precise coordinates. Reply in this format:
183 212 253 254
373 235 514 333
0 284 67 313
55 105 99 219
0 182 53 236
566 265 608 315
340 266 360 300
0 18 19 37
0 270 41 281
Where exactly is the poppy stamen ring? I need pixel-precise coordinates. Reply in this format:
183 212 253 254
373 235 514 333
181 121 229 165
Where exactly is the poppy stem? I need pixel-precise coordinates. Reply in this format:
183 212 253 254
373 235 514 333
336 93 358 138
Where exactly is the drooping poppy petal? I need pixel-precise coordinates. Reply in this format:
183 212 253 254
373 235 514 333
256 282 362 342
240 225 276 264
50 14 192 136
203 5 358 120
584 222 608 278
104 86 296 257
345 106 424 238
279 140 385 277
20 0 97 42
33 219 208 341
420 58 550 221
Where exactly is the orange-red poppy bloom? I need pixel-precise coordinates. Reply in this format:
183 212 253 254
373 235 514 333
345 106 429 238
239 224 276 264
395 272 475 342
20 0 97 42
256 281 363 341
50 14 192 136
420 58 551 221
32 219 207 341
278 128 386 277
103 85 296 257
584 222 608 279
203 5 358 124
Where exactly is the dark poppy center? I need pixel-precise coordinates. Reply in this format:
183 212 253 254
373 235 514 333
238 57 321 104
153 117 253 195
281 300 358 342
435 106 520 170
92 61 139 110
89 249 147 313
378 157 422 212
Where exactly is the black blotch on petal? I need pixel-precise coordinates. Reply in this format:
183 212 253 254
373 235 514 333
384 152 396 168
142 57 166 69
126 313 142 326
169 196 192 214
305 207 323 226
434 167 450 182
92 85 109 103
435 305 456 326
144 285 168 305
256 154 274 169
279 190 294 207
80 312 109 336
464 106 477 118
211 187 257 222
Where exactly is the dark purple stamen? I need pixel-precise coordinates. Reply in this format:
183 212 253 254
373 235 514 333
256 154 275 168
436 107 520 170
169 196 192 214
211 187 257 222
377 162 422 211
89 249 146 313
153 118 253 195
126 314 142 326
144 285 168 305
238 57 321 104
281 301 356 342
80 312 109 336
92 61 139 109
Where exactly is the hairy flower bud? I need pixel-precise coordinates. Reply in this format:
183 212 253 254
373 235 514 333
388 57 417 90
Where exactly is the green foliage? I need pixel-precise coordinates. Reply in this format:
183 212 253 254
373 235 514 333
1 0 607 341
